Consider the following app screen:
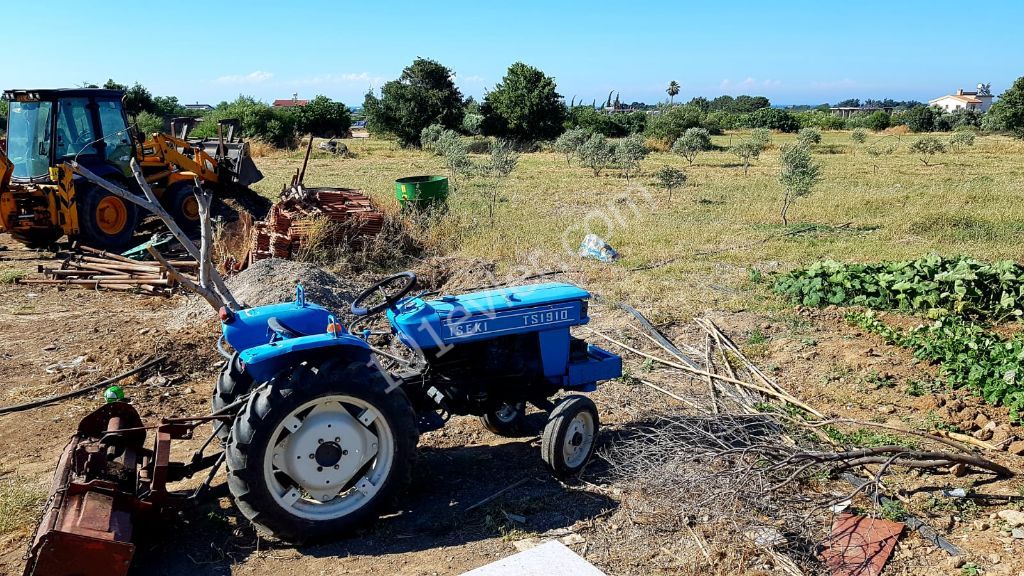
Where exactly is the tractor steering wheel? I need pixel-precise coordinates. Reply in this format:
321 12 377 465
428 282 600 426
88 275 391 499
350 272 418 317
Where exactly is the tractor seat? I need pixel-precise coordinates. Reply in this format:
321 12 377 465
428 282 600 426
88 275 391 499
267 316 312 339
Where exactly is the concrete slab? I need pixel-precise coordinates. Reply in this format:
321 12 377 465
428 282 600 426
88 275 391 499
461 541 606 576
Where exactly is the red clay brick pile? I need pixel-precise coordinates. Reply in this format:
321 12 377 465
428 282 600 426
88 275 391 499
248 187 384 265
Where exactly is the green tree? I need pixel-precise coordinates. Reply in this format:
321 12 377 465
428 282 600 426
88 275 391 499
420 124 445 153
485 139 520 221
152 96 188 119
654 165 687 201
778 144 821 225
123 83 154 117
363 58 464 147
671 127 712 165
909 136 946 165
797 127 822 146
578 133 614 176
435 129 474 187
135 111 165 136
667 81 680 104
986 76 1024 137
192 96 297 148
295 95 351 137
480 62 565 142
554 127 589 166
614 134 649 182
731 140 761 175
746 108 799 132
645 105 703 144
851 128 868 144
863 110 891 131
897 105 936 132
750 128 772 150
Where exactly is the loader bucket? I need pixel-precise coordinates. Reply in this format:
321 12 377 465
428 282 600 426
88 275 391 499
23 403 146 576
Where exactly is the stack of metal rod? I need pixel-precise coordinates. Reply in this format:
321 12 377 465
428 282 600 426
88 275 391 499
22 246 198 295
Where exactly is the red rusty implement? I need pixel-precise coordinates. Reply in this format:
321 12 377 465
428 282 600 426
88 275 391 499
819 514 905 576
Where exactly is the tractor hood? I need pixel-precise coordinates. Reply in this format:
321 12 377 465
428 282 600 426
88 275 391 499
388 282 591 350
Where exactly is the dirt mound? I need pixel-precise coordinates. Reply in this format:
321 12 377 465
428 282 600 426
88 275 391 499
173 259 357 326
413 256 498 293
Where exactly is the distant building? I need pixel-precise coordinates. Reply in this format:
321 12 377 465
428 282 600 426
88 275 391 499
273 93 309 108
829 106 894 119
184 103 213 111
929 84 994 113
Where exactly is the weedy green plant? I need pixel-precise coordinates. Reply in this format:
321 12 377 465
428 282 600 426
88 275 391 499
0 268 27 284
910 136 947 165
878 499 907 522
778 143 821 225
731 140 762 175
653 165 687 202
671 127 712 165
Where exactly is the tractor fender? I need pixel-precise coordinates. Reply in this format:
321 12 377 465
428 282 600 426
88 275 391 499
238 333 374 383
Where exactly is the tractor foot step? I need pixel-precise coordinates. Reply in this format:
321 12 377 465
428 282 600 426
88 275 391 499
415 409 448 433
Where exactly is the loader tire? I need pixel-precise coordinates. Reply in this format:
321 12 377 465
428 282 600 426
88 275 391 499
77 184 138 251
479 402 527 437
164 181 202 237
211 353 253 441
225 359 417 543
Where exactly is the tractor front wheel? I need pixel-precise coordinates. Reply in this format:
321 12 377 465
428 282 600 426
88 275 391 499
225 360 417 543
541 395 599 477
78 185 138 251
479 402 527 437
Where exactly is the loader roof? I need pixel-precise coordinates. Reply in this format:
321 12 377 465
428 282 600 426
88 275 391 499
3 88 125 101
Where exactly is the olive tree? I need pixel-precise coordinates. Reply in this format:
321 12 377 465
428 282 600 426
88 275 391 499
435 129 473 188
578 133 614 176
654 165 687 202
554 127 589 166
909 136 946 165
614 134 649 182
949 130 976 152
797 127 822 147
671 127 712 165
750 128 772 150
778 144 821 225
485 139 520 221
850 128 868 144
731 140 762 175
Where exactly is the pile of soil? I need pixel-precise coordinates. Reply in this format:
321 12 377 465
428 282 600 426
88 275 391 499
173 258 357 326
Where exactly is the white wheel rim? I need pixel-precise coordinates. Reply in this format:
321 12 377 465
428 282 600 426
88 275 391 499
562 411 595 469
263 394 395 521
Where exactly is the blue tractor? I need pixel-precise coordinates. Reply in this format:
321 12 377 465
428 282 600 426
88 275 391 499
214 272 622 541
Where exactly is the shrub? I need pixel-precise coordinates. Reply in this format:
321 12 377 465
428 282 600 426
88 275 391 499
554 127 589 165
895 105 936 133
671 127 712 165
863 110 891 131
795 110 846 130
796 127 822 146
295 95 351 138
480 62 565 143
654 165 687 201
909 136 946 165
435 129 473 186
644 104 704 144
746 108 800 133
578 133 614 176
462 113 484 135
135 111 164 136
614 134 649 182
363 58 465 147
731 140 761 175
949 130 976 152
778 144 821 225
192 96 297 148
704 110 742 132
750 128 772 150
850 128 868 144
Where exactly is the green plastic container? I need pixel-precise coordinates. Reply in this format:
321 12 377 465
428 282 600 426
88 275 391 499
395 175 449 207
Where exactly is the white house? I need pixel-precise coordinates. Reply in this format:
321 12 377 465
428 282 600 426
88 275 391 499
929 84 994 113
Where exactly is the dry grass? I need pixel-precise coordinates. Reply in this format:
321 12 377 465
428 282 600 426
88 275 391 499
0 477 45 537
250 132 1024 321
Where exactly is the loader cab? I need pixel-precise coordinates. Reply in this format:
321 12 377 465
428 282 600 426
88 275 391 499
3 89 135 183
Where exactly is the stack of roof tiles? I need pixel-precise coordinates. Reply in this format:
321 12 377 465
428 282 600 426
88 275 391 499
248 187 384 265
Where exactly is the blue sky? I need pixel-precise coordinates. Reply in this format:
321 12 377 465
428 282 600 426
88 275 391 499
3 0 1021 107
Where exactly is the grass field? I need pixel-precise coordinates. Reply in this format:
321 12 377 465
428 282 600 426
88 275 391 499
250 131 1024 321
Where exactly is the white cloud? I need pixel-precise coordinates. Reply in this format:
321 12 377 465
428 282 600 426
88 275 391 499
460 75 485 84
215 70 274 84
292 72 385 86
719 77 782 91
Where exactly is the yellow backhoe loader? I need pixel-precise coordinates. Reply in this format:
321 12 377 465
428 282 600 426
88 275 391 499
0 88 267 250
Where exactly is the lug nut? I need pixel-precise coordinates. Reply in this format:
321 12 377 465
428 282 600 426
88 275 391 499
318 438 324 444
317 466 323 472
308 454 314 459
334 465 340 470
342 450 348 456
335 437 340 442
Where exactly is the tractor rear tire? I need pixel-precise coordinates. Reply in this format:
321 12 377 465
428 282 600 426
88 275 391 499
225 359 417 543
479 402 527 437
78 184 138 251
541 395 600 477
212 353 253 441
164 181 201 237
